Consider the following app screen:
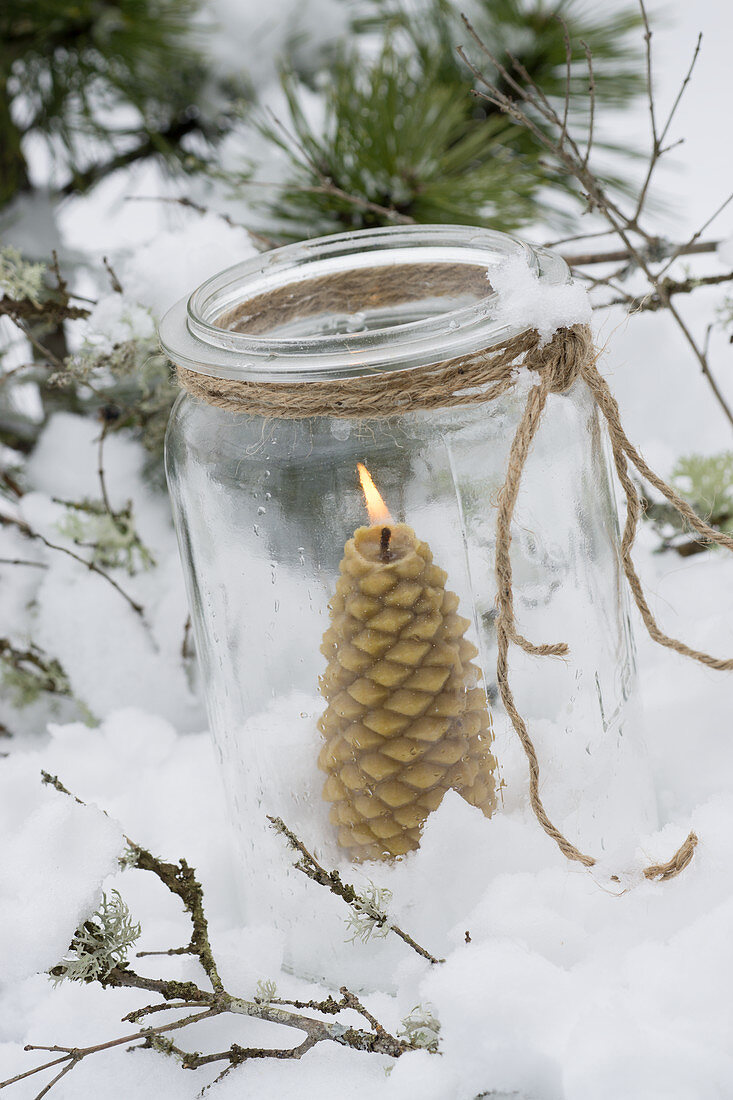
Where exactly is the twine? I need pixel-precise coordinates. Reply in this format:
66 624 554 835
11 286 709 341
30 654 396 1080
177 264 733 883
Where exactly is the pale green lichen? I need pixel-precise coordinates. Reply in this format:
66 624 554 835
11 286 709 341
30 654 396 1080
52 890 141 985
398 1003 441 1053
254 978 278 1003
0 246 47 305
57 499 155 575
0 639 72 708
345 881 392 945
671 452 733 531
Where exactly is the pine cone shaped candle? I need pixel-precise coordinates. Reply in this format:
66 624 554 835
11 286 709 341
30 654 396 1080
318 469 497 861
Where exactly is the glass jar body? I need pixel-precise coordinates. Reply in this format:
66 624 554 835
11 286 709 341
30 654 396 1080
165 381 655 988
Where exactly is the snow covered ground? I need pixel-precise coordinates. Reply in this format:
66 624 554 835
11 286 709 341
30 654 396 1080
1 0 733 1097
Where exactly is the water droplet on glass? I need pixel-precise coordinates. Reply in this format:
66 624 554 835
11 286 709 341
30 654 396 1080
345 311 367 332
331 421 351 441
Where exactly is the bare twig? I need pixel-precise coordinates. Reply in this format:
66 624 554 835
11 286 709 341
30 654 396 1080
580 40 595 170
267 816 443 965
657 189 733 278
0 777 414 1097
0 557 48 568
124 196 278 251
96 415 116 519
658 32 703 150
562 239 719 266
102 257 123 294
0 513 146 620
0 639 71 699
597 270 733 311
7 1010 220 1096
558 15 572 146
459 10 733 430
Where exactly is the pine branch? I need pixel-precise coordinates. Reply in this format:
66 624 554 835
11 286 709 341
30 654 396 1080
58 113 204 198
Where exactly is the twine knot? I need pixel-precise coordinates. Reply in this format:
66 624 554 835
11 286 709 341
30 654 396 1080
526 323 592 395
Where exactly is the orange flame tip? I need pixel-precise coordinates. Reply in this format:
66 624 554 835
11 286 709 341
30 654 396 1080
357 462 393 526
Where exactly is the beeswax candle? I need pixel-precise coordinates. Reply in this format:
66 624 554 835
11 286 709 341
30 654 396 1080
318 467 497 861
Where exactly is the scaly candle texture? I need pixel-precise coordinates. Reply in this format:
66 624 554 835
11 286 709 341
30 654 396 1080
318 522 497 860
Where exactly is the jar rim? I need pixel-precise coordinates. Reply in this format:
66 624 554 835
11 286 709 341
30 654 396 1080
159 225 568 382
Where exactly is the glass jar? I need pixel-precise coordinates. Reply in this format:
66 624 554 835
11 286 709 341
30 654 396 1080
161 226 655 989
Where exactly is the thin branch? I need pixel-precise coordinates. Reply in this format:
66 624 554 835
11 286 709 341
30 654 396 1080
102 257 123 295
658 32 703 148
136 946 196 958
544 228 621 248
639 0 658 145
96 416 115 519
287 182 417 225
31 1058 76 1100
558 15 572 146
597 270 733 311
0 513 146 620
0 557 48 568
563 239 719 266
666 299 733 426
11 1010 220 1096
580 41 595 170
10 320 65 371
657 189 733 278
267 816 443 965
460 17 733 431
124 196 278 251
5 777 414 1096
57 114 205 198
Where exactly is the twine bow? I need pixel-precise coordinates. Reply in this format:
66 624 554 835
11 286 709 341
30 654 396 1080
177 284 732 883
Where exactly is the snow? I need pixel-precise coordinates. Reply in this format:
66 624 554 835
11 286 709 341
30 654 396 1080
718 235 733 266
116 213 259 318
201 0 350 92
14 414 203 729
488 255 592 344
0 755 123 987
1 635 732 1099
2 0 733 1096
83 295 156 351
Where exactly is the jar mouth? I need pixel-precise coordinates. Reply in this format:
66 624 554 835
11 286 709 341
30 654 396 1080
159 225 568 382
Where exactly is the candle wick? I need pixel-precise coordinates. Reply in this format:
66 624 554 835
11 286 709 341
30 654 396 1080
380 526 392 563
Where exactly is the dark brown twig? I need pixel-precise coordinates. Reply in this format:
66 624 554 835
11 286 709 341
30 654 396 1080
0 512 146 620
458 8 733 430
267 815 443 964
102 257 123 294
0 777 413 1096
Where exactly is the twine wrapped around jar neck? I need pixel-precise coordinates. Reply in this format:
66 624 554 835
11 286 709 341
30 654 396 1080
176 323 589 418
176 281 733 886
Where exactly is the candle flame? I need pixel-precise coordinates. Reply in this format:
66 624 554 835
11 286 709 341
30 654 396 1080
357 463 393 526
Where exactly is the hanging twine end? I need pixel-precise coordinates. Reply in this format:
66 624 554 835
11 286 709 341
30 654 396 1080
643 830 698 882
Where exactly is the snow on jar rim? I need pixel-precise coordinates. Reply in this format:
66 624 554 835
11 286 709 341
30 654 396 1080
158 224 569 383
